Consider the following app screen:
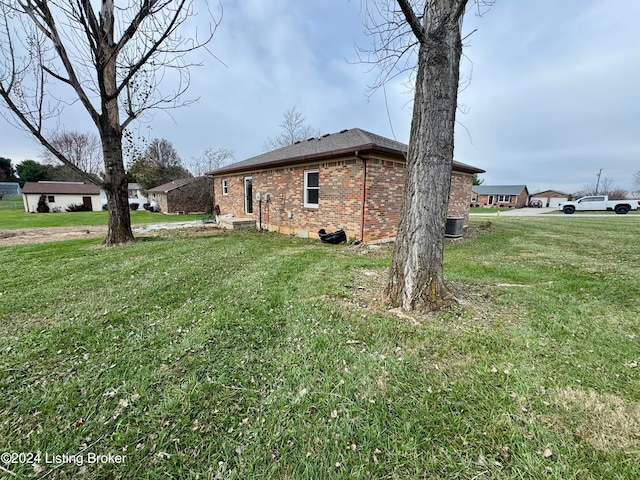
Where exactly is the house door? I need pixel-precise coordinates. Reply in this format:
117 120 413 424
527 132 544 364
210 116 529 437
244 177 253 214
488 195 494 206
82 196 92 210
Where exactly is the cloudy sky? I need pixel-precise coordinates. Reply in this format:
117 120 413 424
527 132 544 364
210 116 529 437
1 0 638 194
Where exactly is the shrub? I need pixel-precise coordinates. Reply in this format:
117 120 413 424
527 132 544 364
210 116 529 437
129 203 139 211
36 195 50 213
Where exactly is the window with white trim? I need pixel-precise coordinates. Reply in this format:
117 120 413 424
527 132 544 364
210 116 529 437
222 179 228 195
497 195 511 202
304 170 319 208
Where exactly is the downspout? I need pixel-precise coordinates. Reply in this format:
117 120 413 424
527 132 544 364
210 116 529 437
356 151 367 242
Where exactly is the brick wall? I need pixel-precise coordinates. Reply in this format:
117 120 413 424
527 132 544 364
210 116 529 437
362 158 405 242
448 171 474 222
155 177 212 214
213 156 475 241
214 157 363 239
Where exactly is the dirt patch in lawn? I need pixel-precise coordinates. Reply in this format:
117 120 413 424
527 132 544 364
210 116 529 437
0 223 223 246
0 226 108 246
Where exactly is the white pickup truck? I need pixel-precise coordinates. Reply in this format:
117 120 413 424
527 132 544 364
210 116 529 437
558 195 640 214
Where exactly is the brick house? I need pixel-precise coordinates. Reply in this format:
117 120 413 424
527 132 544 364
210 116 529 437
207 128 484 242
146 177 213 214
471 185 529 209
528 189 571 208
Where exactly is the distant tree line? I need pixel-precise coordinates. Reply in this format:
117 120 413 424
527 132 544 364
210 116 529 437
1 157 88 187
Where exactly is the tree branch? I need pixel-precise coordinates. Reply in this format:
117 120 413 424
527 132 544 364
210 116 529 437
0 86 102 186
18 0 100 126
396 0 425 42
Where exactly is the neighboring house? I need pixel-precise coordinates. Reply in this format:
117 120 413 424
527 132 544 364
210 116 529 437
471 185 529 209
147 177 213 214
206 128 485 242
528 190 571 208
22 181 102 212
100 183 148 208
0 182 21 196
128 183 145 199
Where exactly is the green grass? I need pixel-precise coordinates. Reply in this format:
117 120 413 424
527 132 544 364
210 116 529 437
547 209 640 215
0 194 204 228
470 206 512 213
0 219 638 478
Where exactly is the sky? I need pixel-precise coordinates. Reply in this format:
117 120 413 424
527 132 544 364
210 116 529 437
1 0 638 195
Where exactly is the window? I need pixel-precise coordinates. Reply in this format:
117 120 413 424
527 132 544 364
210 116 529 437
222 179 228 195
304 170 319 208
48 195 55 203
470 194 477 202
497 195 511 202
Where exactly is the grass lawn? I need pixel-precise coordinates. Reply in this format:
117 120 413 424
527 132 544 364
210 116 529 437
0 195 204 229
0 219 638 478
469 207 512 213
547 209 640 215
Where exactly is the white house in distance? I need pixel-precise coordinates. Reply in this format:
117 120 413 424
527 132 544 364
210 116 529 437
22 181 102 212
99 182 148 208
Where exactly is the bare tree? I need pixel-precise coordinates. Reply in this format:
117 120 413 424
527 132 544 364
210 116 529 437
362 0 490 312
574 177 628 200
0 1 219 244
41 130 103 179
190 146 234 176
264 106 320 151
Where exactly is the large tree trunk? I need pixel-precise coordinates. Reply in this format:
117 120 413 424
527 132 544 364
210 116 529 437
98 2 134 245
386 11 464 311
101 128 134 245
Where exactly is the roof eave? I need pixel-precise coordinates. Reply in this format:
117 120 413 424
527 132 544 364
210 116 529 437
206 145 483 177
206 144 386 177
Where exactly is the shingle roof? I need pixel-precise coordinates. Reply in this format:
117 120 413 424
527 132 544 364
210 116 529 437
472 185 528 195
207 128 484 176
21 181 100 195
146 177 201 194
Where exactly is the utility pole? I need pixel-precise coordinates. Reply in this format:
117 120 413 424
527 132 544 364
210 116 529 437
595 169 603 194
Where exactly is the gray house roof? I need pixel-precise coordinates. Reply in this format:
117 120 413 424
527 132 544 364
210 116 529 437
472 185 528 196
207 128 484 176
147 177 205 194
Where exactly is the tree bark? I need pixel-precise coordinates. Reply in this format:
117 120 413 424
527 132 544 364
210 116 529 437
386 3 464 311
101 128 134 245
97 1 134 245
